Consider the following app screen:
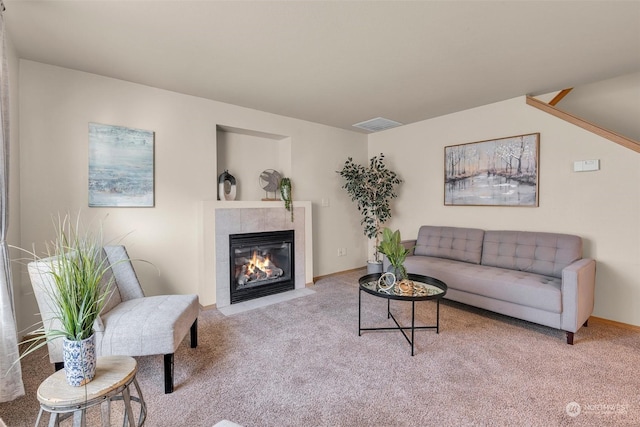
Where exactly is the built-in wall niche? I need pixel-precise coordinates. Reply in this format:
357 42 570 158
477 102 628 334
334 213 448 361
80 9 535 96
216 125 292 201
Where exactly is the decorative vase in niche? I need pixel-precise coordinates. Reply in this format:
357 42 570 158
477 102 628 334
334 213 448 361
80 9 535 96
62 334 97 386
218 170 237 201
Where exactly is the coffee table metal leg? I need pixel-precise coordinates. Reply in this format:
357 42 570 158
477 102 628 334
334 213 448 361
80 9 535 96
358 288 361 336
436 299 440 334
411 301 415 356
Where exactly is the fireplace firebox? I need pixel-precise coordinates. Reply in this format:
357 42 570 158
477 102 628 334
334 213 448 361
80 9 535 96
229 230 295 304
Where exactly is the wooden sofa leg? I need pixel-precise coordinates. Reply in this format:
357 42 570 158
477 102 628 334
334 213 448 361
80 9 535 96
190 319 198 348
54 362 64 372
164 353 174 394
566 331 574 345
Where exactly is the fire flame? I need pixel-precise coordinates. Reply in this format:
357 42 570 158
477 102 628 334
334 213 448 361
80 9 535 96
246 251 274 276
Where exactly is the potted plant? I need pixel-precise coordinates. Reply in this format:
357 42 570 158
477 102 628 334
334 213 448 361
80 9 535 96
337 153 403 273
377 228 412 281
17 214 115 386
279 177 293 222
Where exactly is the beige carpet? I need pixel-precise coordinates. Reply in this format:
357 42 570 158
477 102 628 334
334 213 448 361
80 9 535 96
2 268 639 426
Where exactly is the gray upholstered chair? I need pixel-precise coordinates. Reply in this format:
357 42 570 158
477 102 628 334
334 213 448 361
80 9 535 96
28 245 200 394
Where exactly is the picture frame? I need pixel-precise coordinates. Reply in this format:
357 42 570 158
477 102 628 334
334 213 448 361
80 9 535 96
89 122 155 207
444 133 539 207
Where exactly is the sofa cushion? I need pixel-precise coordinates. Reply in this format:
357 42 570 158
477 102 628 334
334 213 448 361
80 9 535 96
414 226 485 264
481 231 582 279
97 294 199 356
404 255 562 313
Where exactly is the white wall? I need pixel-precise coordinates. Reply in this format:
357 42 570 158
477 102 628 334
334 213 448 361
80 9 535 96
369 96 640 326
16 60 367 333
216 129 290 201
17 60 638 330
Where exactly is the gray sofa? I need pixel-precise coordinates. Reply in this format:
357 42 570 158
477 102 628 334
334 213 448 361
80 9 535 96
386 226 596 344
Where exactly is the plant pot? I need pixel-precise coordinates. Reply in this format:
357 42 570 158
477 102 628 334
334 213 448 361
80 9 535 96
367 261 383 274
387 264 407 281
62 334 97 386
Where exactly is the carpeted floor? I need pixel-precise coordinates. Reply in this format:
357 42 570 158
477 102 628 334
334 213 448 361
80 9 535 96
2 268 639 426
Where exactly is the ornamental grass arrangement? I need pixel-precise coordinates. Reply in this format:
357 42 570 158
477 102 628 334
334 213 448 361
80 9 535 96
14 214 115 384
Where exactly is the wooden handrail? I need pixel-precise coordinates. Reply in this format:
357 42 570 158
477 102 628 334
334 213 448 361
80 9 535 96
549 88 573 106
526 96 640 153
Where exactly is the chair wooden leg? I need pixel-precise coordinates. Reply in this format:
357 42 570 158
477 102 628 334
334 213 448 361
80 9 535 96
583 319 589 327
566 331 574 345
164 353 174 394
190 319 198 348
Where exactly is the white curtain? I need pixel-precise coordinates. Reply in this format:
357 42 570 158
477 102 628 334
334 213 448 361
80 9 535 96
0 0 24 402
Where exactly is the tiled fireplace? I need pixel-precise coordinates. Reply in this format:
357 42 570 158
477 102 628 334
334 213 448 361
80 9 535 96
199 200 313 308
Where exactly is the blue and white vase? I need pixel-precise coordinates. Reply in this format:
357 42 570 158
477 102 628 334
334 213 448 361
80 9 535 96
62 334 97 386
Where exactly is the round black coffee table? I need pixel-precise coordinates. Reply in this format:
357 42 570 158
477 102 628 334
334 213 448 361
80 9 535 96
358 272 447 356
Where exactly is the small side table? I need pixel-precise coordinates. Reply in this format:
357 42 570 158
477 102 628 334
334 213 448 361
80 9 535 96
35 355 147 427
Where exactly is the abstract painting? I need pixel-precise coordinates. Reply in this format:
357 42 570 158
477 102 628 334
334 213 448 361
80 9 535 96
89 123 155 207
444 133 539 207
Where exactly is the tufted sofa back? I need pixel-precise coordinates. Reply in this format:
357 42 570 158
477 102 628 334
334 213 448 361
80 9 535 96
414 226 485 264
481 230 582 278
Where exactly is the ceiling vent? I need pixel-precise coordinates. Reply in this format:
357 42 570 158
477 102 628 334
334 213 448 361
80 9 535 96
352 117 403 132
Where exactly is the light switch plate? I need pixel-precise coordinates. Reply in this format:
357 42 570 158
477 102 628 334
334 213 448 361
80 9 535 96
582 159 600 171
574 159 600 172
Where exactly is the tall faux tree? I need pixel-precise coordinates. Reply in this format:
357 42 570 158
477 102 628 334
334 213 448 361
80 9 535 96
337 153 402 262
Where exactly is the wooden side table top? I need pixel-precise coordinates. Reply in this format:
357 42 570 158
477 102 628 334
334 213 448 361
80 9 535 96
37 356 138 408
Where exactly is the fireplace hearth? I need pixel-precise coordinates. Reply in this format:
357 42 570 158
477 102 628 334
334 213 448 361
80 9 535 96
229 230 295 304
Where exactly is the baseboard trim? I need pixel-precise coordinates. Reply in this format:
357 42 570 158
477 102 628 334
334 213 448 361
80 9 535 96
590 316 640 331
313 267 366 283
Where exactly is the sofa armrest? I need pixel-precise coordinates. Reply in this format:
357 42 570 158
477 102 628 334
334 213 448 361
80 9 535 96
560 258 596 333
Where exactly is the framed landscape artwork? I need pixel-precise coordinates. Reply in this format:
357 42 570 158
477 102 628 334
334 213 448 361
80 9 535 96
444 133 540 207
89 123 155 207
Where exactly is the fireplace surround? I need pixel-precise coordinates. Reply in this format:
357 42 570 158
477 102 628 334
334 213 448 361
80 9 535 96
199 200 313 308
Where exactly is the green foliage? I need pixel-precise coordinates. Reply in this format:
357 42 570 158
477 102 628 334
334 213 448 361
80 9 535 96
279 177 293 222
337 153 402 261
15 214 115 359
46 215 113 341
376 228 412 279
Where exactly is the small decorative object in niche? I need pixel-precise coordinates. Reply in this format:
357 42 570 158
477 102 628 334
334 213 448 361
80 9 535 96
218 170 237 201
89 123 154 207
444 133 539 207
259 169 282 200
279 177 293 222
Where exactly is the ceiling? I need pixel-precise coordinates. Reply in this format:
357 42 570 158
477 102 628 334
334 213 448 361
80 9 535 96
4 1 640 133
